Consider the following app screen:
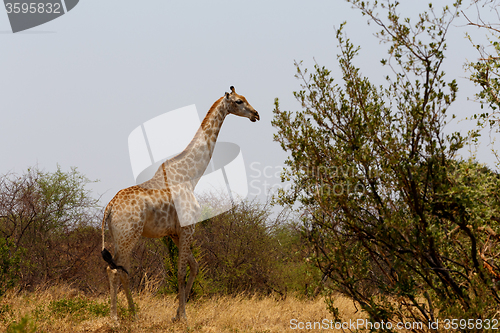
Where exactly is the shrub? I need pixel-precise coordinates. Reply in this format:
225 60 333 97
0 237 22 297
195 197 321 297
0 166 101 291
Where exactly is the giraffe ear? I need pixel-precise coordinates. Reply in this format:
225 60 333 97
225 92 230 99
230 86 235 94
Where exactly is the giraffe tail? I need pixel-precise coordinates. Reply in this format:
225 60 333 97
101 205 129 275
102 248 129 275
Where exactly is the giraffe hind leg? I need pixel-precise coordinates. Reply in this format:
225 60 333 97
104 246 135 320
107 266 120 321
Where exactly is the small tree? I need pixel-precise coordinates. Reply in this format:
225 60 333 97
272 0 500 328
0 166 100 289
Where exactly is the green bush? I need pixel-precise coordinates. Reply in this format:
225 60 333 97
195 197 321 297
0 237 22 297
0 166 101 292
159 235 208 298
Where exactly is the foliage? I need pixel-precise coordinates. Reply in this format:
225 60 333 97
272 0 500 328
122 195 319 299
0 166 322 300
160 236 180 294
467 34 500 115
0 166 100 290
195 196 321 297
159 235 207 297
0 237 22 297
464 0 500 161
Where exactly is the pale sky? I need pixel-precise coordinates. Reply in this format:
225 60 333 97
0 0 495 207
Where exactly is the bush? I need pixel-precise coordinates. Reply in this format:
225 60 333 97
0 166 321 299
105 196 320 299
194 196 321 297
0 166 101 292
0 237 22 297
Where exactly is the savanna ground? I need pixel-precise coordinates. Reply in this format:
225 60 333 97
0 286 366 333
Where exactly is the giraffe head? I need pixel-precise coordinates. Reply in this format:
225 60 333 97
224 86 260 122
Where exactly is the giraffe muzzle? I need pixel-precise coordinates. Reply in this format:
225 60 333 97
251 111 260 122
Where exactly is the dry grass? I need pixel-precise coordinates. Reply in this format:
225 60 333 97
0 286 366 333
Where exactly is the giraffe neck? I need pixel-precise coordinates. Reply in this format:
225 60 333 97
163 96 228 186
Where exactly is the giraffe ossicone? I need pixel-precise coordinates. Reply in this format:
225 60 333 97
101 86 260 322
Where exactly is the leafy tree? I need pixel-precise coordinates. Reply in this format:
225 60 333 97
0 166 100 288
272 0 500 328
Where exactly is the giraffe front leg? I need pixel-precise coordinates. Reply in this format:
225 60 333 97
173 253 188 322
170 230 199 302
172 188 200 323
172 228 195 323
184 249 199 301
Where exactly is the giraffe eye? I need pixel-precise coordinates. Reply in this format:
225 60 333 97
235 100 243 104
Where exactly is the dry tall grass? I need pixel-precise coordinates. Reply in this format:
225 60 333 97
0 286 366 333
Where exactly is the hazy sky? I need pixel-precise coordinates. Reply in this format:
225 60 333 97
0 1 495 207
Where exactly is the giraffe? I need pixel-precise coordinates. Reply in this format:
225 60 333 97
101 86 260 322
